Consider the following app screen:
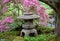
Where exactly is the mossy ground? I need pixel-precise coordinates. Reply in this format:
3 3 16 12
0 26 60 41
1 33 60 41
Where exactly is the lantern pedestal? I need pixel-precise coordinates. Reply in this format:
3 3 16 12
20 29 38 37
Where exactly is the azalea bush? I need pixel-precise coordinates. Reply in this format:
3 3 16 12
0 0 50 32
24 34 56 41
0 16 14 32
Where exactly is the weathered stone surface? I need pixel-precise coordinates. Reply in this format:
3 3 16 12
18 13 40 19
20 29 38 37
22 23 35 29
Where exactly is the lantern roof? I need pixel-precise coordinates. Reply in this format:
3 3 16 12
17 13 40 20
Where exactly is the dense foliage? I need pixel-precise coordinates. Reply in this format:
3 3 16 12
0 33 57 41
0 0 50 32
0 25 54 41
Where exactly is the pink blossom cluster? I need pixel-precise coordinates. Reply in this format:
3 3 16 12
1 0 49 26
22 0 49 26
1 16 14 25
2 0 10 4
2 6 8 13
22 0 40 12
0 25 10 32
0 16 14 32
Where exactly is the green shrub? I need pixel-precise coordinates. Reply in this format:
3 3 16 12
24 34 56 41
0 32 59 41
0 31 20 39
36 25 54 34
13 36 24 41
5 35 16 41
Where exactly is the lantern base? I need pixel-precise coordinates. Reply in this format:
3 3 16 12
20 29 38 37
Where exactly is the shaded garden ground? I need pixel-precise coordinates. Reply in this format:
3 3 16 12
0 26 56 41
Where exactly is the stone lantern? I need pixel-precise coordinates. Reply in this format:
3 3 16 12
18 13 40 37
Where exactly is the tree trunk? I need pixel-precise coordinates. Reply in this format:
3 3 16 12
55 12 60 36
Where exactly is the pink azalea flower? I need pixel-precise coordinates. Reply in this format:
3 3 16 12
2 6 8 13
5 26 10 30
2 0 9 4
0 29 3 32
7 16 14 23
0 25 5 32
0 25 10 32
1 16 14 25
0 25 3 29
41 22 47 26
